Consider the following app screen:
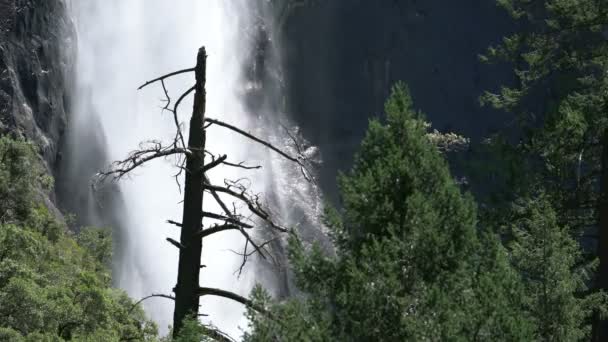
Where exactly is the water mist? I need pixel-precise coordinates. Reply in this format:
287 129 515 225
67 0 323 339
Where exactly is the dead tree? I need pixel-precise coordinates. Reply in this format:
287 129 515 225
97 46 311 338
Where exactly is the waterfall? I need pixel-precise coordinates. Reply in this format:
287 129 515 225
66 0 324 339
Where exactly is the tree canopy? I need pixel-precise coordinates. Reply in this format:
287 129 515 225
0 136 158 341
244 84 538 341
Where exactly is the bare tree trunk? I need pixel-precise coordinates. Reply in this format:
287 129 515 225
594 129 608 341
172 47 207 337
100 44 308 338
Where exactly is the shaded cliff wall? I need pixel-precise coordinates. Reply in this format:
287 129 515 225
0 0 122 237
281 0 515 196
0 0 75 216
0 0 74 169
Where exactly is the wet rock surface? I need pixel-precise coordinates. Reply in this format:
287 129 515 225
0 0 122 235
0 0 76 219
281 1 515 197
0 0 75 170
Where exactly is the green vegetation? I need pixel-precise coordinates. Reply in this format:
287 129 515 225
2 1 607 340
244 85 534 341
480 0 608 338
244 44 607 336
503 195 604 340
0 136 158 341
481 0 607 229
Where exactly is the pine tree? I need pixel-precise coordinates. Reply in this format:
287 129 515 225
481 0 608 336
504 194 604 341
244 84 532 341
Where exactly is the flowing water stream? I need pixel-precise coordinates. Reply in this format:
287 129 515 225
66 1 323 339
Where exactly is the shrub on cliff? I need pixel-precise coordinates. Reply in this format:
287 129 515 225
0 136 158 341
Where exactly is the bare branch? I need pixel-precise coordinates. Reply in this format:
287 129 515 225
205 175 236 218
229 237 278 259
167 220 182 227
230 237 279 277
198 287 267 314
202 209 268 261
204 150 260 170
222 160 262 170
237 239 251 277
160 79 171 111
202 211 254 228
129 293 175 314
205 117 314 181
173 85 196 116
172 157 187 194
166 237 185 250
195 223 241 239
97 141 190 181
164 81 186 149
156 79 193 151
205 117 298 163
200 175 274 272
138 67 195 90
202 154 227 173
280 122 303 156
235 225 268 260
203 182 289 233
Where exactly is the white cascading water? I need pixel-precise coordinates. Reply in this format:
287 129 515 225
68 0 323 339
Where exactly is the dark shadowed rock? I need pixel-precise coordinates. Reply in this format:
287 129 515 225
0 0 75 219
0 0 75 170
0 0 125 243
280 0 515 198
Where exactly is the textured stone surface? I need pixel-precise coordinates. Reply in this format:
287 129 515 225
0 0 75 219
0 0 518 300
0 0 75 170
281 0 515 196
0 0 129 272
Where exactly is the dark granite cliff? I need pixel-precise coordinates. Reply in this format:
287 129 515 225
0 0 74 170
0 0 518 297
0 0 517 221
244 0 517 297
0 0 122 235
0 0 75 216
279 1 515 196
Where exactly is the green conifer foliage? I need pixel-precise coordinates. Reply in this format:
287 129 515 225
481 0 608 232
504 195 606 341
244 84 532 341
482 1 608 337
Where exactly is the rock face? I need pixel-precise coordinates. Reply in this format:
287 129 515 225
0 0 129 275
0 0 75 218
0 0 75 171
280 1 515 196
221 0 517 298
